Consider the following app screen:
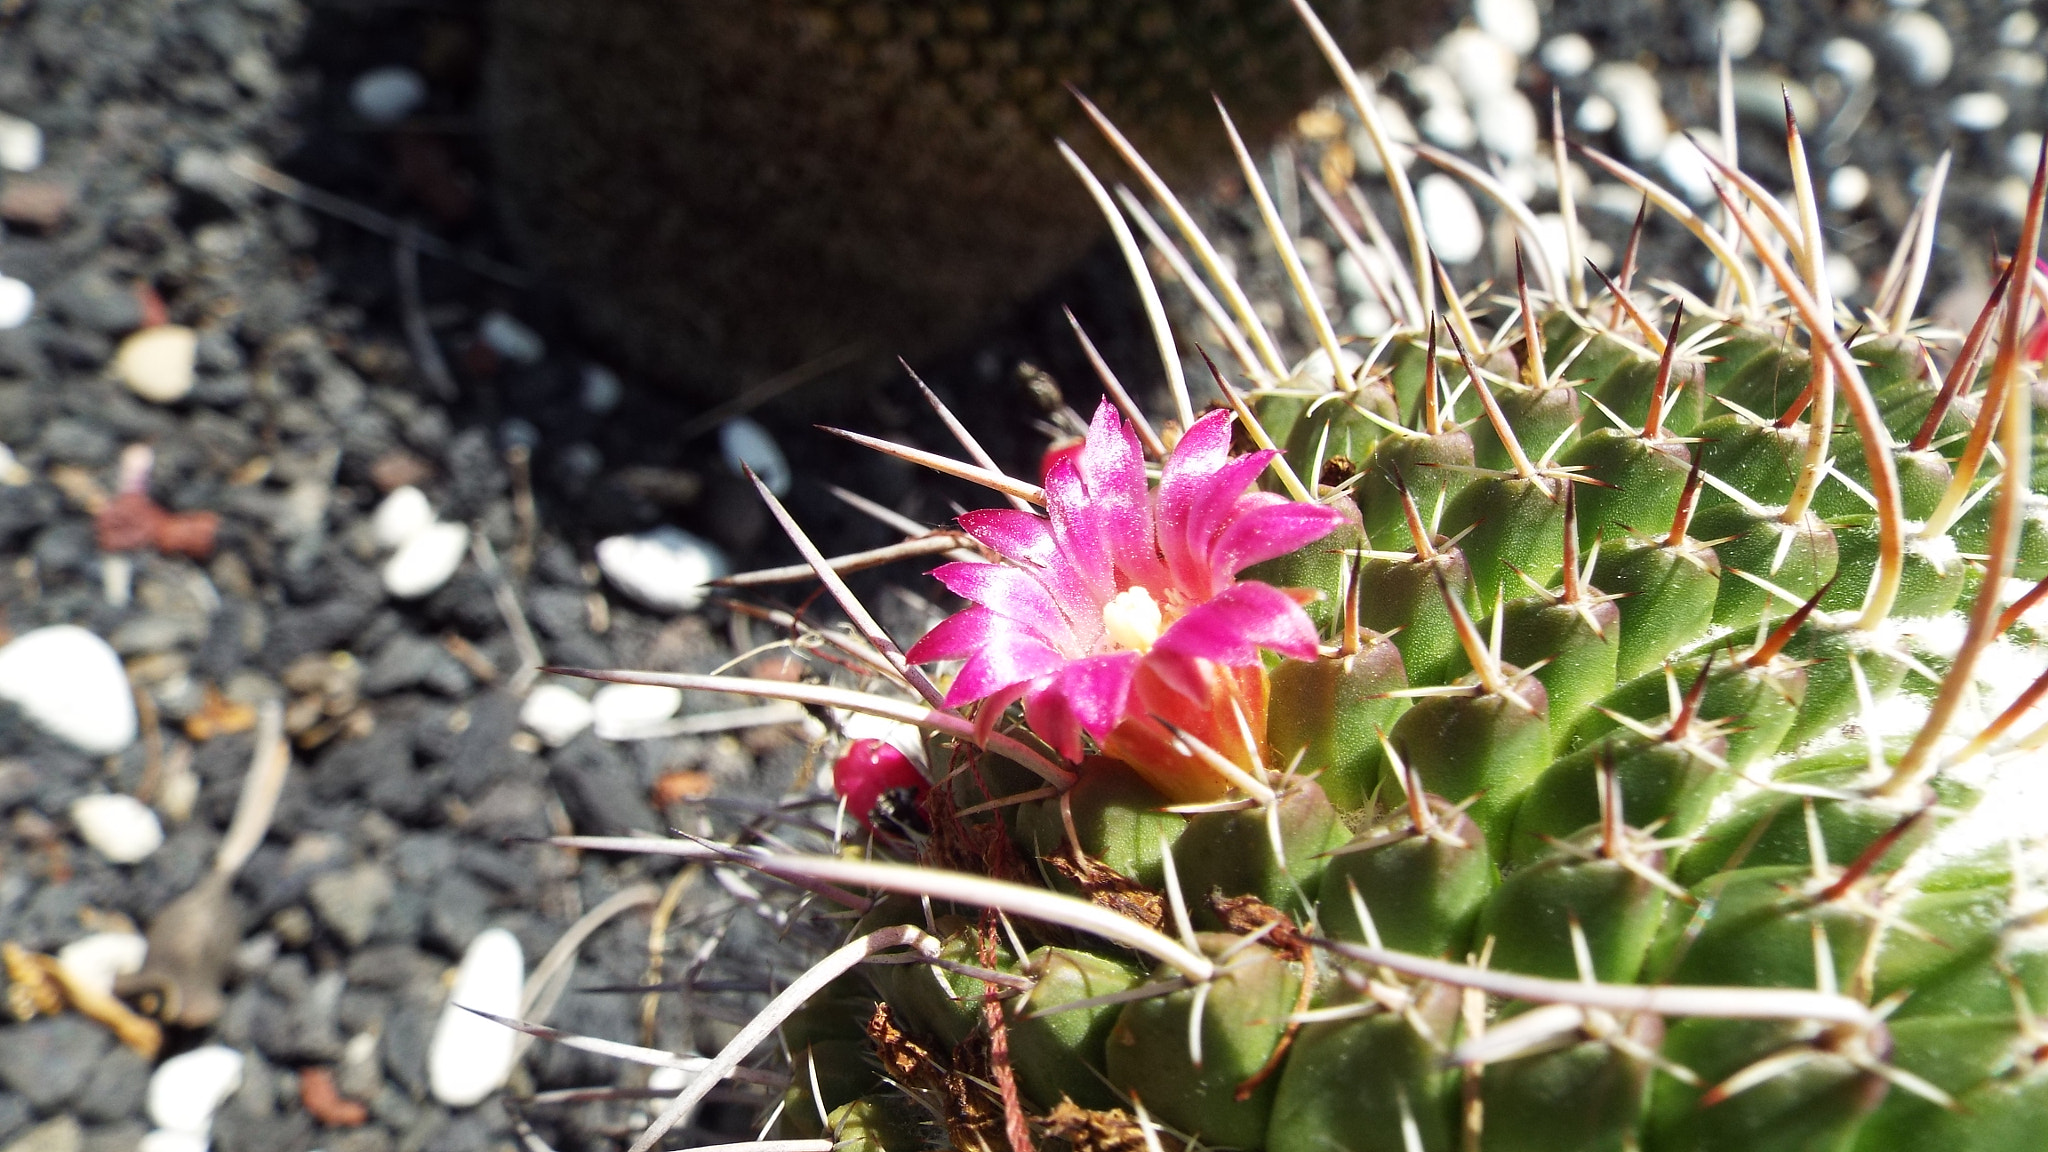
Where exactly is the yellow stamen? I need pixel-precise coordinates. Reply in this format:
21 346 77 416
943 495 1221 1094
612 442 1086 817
1103 587 1165 653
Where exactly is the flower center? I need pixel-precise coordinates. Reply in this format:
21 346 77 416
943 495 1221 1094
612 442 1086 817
1102 586 1165 653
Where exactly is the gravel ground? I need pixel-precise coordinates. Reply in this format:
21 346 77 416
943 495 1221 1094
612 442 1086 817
0 1 2038 1152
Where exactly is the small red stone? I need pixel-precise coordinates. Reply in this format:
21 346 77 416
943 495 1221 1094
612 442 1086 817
95 491 165 552
154 510 220 559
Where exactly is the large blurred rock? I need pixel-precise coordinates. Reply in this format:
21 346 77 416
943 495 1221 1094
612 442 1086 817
485 0 1433 398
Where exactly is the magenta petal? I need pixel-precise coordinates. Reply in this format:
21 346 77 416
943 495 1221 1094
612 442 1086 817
1022 682 1088 762
929 561 1076 649
1078 401 1169 588
945 633 1066 707
973 679 1034 748
1183 452 1278 569
1154 581 1322 666
955 509 1101 639
906 606 1001 664
1045 458 1117 603
1210 500 1347 577
1051 651 1141 741
958 508 1057 567
1155 413 1240 587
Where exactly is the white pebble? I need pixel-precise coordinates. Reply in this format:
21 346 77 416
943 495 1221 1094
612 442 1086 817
1350 99 1418 174
1820 38 1876 86
1416 173 1485 265
147 1046 244 1134
1473 0 1541 56
1827 165 1871 212
580 364 624 414
0 275 32 330
0 625 138 755
2001 11 2039 48
1657 131 1721 205
1827 252 1862 300
478 310 544 366
720 417 790 496
371 485 436 550
1718 0 1765 60
1345 299 1394 338
595 526 728 614
839 712 929 768
1475 89 1540 162
113 325 199 404
56 932 148 996
1995 175 2034 220
646 1065 691 1094
1406 63 1475 150
520 683 594 748
0 443 27 486
1591 63 1668 160
1574 94 1618 134
429 927 524 1107
2009 132 2044 179
0 111 42 172
1418 104 1477 151
1950 92 2009 132
591 682 684 740
1438 29 1519 102
1539 34 1594 78
1885 12 1952 86
70 794 164 865
1288 345 1367 391
349 66 427 124
1994 50 2047 89
381 521 470 599
138 1130 208 1152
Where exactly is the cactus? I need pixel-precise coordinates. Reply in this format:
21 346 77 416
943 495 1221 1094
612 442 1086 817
532 4 2048 1151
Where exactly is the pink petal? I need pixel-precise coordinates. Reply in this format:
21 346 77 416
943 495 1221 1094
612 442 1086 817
1054 651 1143 741
929 561 1076 649
1153 581 1322 666
1184 452 1278 566
905 606 1001 664
1209 499 1347 579
1022 651 1142 761
958 508 1057 567
1045 457 1117 604
945 633 1067 707
973 679 1034 748
1154 411 1239 587
1077 401 1168 589
1022 681 1088 762
955 508 1102 638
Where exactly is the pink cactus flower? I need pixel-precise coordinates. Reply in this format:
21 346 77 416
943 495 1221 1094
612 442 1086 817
905 400 1345 800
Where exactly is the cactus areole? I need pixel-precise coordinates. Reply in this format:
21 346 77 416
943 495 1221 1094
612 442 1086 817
539 5 2048 1151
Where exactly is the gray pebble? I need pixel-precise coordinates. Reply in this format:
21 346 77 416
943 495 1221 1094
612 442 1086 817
76 1123 141 1152
0 1095 31 1146
45 271 143 335
309 863 396 948
423 871 492 955
73 1048 149 1125
3 1117 80 1152
0 1017 111 1110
